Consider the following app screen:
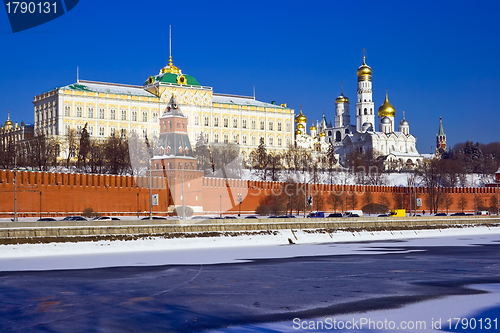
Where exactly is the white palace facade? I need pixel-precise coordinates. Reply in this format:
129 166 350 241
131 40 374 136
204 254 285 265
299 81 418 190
32 55 295 162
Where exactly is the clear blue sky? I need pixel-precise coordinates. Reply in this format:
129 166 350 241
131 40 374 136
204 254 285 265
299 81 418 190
1 0 499 153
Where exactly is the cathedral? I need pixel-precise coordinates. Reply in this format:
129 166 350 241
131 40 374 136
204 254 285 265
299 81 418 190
295 54 428 169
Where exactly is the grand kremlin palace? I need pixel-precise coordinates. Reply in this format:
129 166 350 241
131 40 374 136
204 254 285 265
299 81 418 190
32 56 295 161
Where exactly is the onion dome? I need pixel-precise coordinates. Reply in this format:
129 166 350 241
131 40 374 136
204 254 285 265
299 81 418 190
357 55 372 78
319 131 326 137
310 124 317 131
400 118 409 126
378 94 396 118
381 116 391 124
295 110 307 123
4 111 12 129
295 129 302 135
335 93 349 103
297 123 305 130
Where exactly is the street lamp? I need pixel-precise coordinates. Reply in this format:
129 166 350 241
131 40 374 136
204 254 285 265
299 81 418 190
219 195 222 218
237 193 242 217
149 168 153 220
39 191 42 220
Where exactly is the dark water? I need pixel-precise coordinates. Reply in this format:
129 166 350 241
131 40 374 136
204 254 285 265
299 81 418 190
1 239 500 332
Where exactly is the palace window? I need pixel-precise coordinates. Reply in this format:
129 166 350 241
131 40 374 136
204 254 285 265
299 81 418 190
76 106 82 117
214 116 219 127
269 136 273 146
143 129 148 140
223 117 228 128
268 120 273 131
233 134 238 144
278 137 282 146
64 105 71 117
214 133 219 143
88 107 94 118
88 126 94 136
99 127 104 137
194 115 200 126
132 111 137 121
277 122 282 131
65 124 71 135
204 115 209 126
110 109 116 120
153 112 158 122
233 117 238 128
251 119 256 130
286 122 290 132
110 127 116 136
121 110 127 121
142 111 147 122
99 108 105 119
260 119 265 130
242 134 247 145
224 133 229 143
76 125 82 134
251 135 256 146
242 118 247 129
203 132 209 142
121 128 127 138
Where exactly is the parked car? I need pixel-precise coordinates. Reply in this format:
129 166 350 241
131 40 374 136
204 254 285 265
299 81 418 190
37 217 57 221
224 216 237 219
328 213 343 218
344 210 364 217
61 216 87 221
389 209 406 217
307 211 325 218
92 216 119 221
476 211 491 216
244 215 258 219
140 216 167 220
378 214 389 217
191 216 210 220
450 212 466 216
434 213 447 216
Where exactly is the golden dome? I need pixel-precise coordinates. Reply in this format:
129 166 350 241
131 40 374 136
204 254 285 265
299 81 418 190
378 94 396 118
319 131 326 137
295 110 307 123
160 56 181 75
310 124 317 131
4 111 12 129
357 55 372 77
297 123 305 130
295 129 302 135
335 93 349 103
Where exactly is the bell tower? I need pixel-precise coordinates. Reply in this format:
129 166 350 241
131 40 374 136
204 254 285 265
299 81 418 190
355 51 375 132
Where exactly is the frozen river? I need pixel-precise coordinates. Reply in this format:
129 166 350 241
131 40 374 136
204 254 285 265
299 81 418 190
1 229 500 332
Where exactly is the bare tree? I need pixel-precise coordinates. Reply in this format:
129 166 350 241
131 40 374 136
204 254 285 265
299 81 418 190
442 193 454 214
327 192 344 212
379 193 392 210
458 195 468 212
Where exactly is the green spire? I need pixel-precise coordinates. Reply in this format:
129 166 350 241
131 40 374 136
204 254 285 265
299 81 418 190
438 117 445 136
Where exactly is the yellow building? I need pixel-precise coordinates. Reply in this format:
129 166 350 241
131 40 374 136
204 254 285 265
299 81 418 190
33 55 295 161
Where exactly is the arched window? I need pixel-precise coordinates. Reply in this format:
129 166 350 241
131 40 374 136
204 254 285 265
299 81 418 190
242 118 247 129
204 115 209 126
251 119 256 129
223 133 229 143
268 120 273 131
142 111 148 122
277 122 282 131
223 117 229 128
88 106 94 118
214 133 219 143
260 119 265 130
131 110 137 121
76 106 82 117
194 114 200 126
214 116 219 127
364 108 367 115
335 131 341 142
345 129 350 134
233 117 238 128
242 134 247 145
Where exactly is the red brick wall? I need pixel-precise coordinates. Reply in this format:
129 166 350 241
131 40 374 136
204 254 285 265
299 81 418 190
0 170 498 217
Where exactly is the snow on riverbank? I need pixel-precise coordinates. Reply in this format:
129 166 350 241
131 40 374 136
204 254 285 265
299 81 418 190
0 225 500 271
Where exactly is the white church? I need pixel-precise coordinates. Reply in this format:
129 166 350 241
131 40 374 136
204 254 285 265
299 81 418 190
323 55 429 169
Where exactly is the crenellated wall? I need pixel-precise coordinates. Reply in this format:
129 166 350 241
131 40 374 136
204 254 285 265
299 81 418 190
0 169 498 217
